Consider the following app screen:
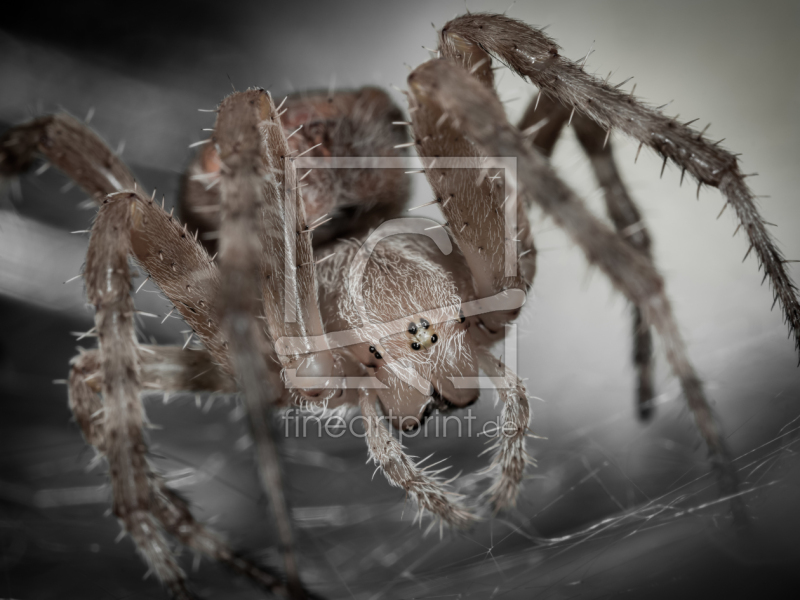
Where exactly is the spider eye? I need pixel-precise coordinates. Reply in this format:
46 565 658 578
407 322 418 335
411 342 421 351
459 310 466 324
420 318 430 329
368 345 376 354
430 334 438 344
374 351 382 360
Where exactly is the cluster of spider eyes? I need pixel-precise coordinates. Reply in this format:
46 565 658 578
366 311 467 358
405 311 466 351
407 318 437 351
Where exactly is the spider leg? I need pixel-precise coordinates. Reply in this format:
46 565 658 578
440 12 800 362
517 91 569 158
72 345 236 405
444 24 656 420
101 187 239 375
138 345 236 393
0 113 234 372
81 194 192 599
572 112 657 419
407 34 537 505
0 113 135 196
213 89 313 599
520 93 657 419
208 90 337 399
358 387 475 527
408 59 746 523
68 347 301 599
407 59 536 342
435 18 537 307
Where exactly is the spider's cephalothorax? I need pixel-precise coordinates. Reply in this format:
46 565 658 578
1 11 797 600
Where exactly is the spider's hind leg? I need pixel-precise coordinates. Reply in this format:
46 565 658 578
520 92 657 419
572 113 656 419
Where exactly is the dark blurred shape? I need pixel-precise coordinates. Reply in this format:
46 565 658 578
3 0 241 79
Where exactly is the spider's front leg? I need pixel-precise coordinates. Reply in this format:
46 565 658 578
408 58 746 523
208 90 338 391
211 88 336 599
404 41 537 511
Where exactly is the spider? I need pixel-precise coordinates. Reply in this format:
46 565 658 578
1 11 798 600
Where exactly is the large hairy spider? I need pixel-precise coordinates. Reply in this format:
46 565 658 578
1 10 798 600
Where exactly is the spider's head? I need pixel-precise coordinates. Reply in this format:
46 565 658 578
342 244 479 429
372 312 480 431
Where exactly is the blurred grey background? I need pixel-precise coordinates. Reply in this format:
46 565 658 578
1 1 799 599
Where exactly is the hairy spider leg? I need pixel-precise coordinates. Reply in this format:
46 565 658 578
442 12 800 362
408 58 746 524
69 347 294 598
520 92 656 420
